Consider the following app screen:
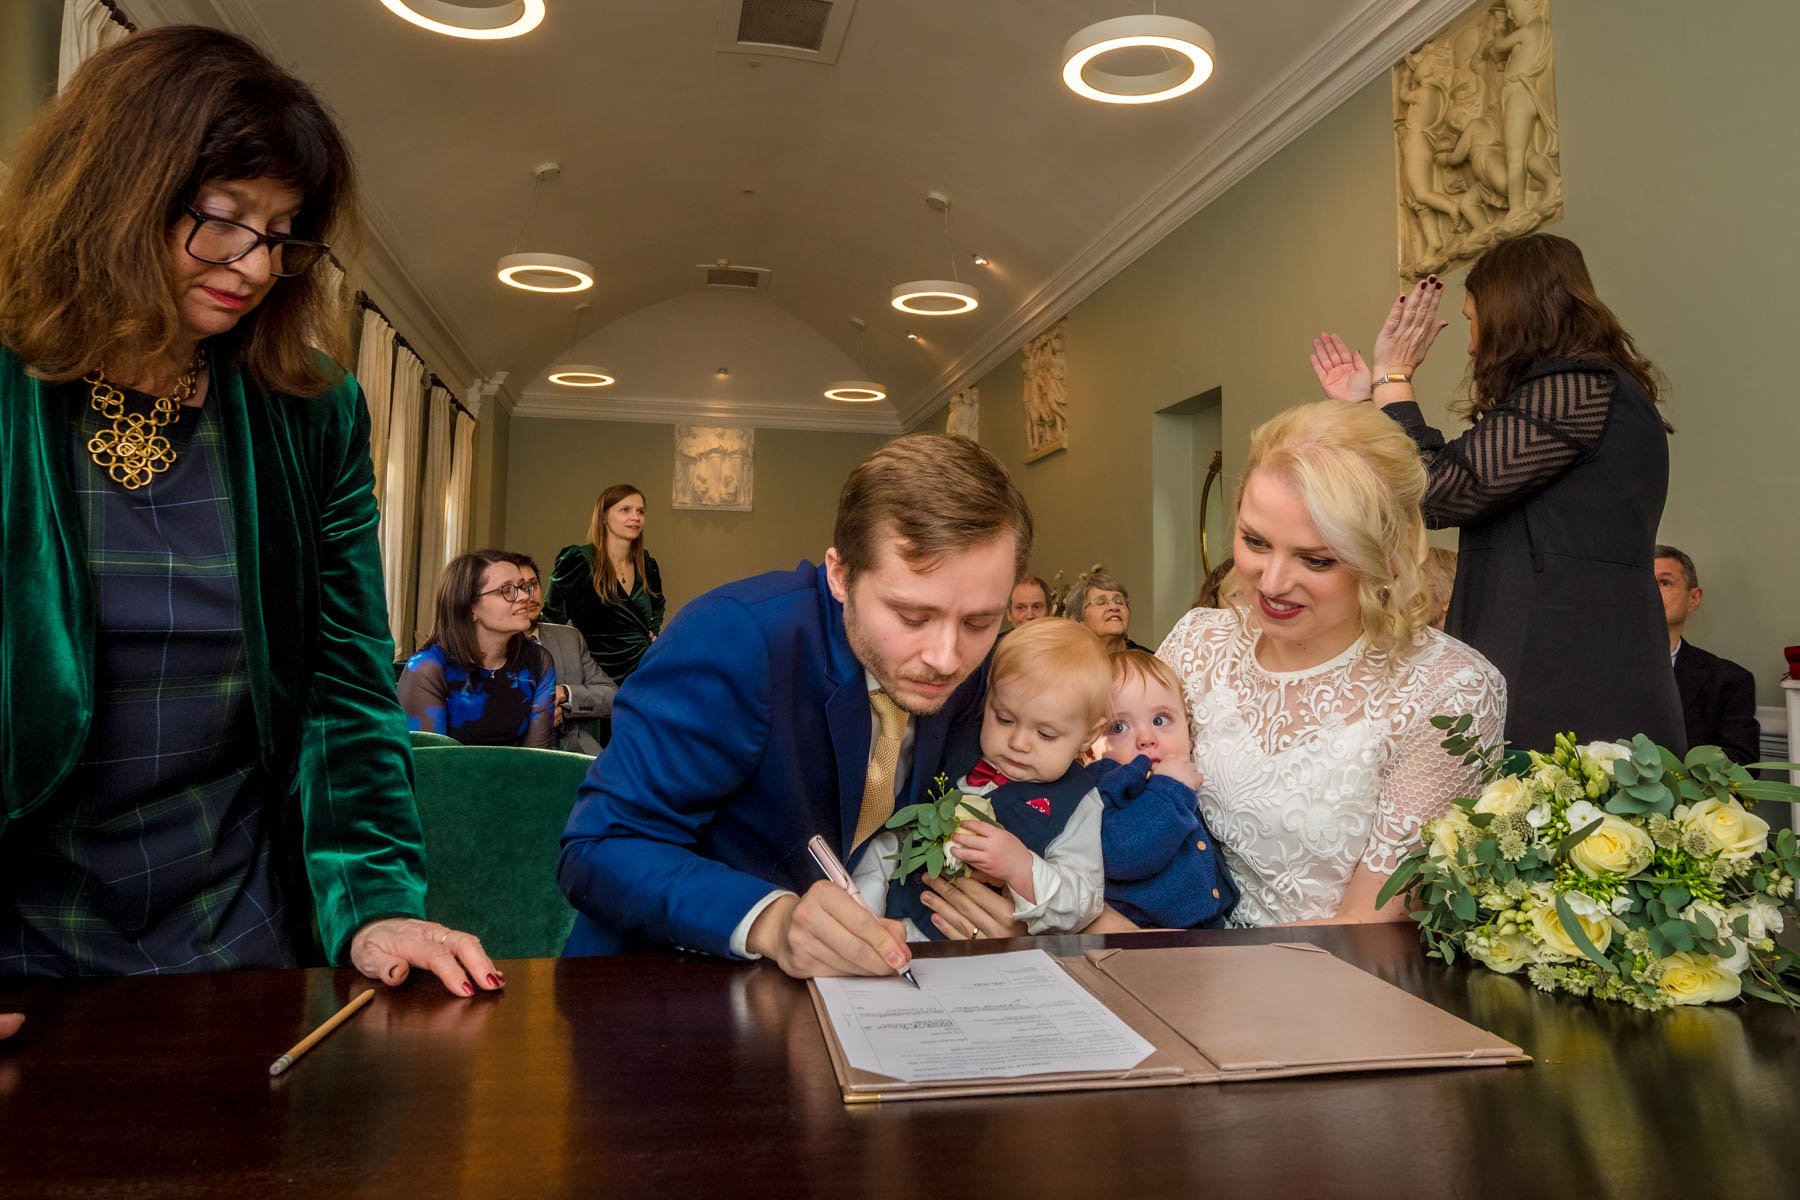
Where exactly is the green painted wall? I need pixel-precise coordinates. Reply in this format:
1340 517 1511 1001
472 400 511 549
945 0 1799 699
504 418 891 616
0 0 59 168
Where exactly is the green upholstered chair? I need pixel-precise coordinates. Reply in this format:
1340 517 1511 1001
409 729 462 750
409 745 592 959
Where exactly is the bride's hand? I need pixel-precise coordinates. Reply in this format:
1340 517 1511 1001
1309 334 1371 403
1371 275 1449 378
920 872 1027 940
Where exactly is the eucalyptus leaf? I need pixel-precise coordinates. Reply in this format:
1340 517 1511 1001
1375 857 1422 908
1657 919 1695 953
1660 884 1690 909
1614 759 1640 786
1448 887 1478 922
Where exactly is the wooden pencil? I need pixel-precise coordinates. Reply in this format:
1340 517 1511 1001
268 987 376 1076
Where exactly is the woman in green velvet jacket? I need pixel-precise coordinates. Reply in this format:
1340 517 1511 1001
0 26 499 1020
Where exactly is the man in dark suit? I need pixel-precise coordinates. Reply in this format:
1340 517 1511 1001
558 434 1031 978
1655 545 1761 765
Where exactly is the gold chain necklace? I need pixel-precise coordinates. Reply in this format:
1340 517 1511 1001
84 359 200 490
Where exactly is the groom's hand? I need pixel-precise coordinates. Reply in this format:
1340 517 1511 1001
748 881 913 980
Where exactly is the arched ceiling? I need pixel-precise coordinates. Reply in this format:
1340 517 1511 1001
128 0 1468 430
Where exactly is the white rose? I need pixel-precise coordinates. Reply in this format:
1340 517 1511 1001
1428 812 1471 862
1744 898 1785 940
941 792 996 872
1682 899 1733 936
1529 905 1612 962
1473 776 1532 816
1578 741 1633 779
1469 932 1534 975
1680 799 1770 861
1567 814 1655 878
1655 952 1743 1005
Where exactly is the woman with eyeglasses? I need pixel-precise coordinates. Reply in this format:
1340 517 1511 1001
400 552 557 749
1063 572 1149 655
0 27 501 1012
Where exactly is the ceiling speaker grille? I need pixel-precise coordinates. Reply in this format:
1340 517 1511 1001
705 266 768 290
736 0 833 51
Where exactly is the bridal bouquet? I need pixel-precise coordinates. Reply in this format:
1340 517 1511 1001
1377 717 1800 1008
886 774 997 882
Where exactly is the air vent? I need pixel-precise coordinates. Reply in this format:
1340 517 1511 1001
697 262 772 292
738 0 831 51
716 0 856 64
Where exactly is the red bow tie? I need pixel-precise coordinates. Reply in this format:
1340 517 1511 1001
965 760 1010 789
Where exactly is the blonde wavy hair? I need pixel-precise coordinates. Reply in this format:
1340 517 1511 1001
1229 401 1431 657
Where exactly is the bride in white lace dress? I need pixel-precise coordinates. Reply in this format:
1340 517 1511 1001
1159 402 1505 926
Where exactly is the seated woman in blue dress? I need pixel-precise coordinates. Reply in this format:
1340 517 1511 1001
400 551 557 748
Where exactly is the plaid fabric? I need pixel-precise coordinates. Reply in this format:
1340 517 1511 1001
0 388 294 976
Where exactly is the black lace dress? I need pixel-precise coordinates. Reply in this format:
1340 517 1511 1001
1382 356 1684 754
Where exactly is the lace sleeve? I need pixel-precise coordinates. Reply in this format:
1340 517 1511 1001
1361 642 1508 874
1384 369 1616 529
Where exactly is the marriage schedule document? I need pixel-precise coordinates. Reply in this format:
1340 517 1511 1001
811 949 1155 1082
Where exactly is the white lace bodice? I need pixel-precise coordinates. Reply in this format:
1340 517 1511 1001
1157 607 1506 926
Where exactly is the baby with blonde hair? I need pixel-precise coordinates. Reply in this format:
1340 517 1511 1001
884 618 1111 939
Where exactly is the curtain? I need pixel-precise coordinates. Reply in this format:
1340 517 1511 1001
58 0 128 91
445 407 477 563
355 310 398 498
380 346 426 652
412 384 456 649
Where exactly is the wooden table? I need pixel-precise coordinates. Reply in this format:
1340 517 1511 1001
3 924 1794 1198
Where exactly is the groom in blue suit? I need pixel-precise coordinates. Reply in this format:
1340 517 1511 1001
558 434 1033 978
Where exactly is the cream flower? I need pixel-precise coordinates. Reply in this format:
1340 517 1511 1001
1577 741 1633 779
1564 800 1604 831
1655 952 1743 1005
1530 904 1612 961
1568 814 1655 878
1744 898 1785 940
1470 932 1534 975
1428 811 1471 862
941 792 996 872
1678 799 1769 861
1473 776 1532 816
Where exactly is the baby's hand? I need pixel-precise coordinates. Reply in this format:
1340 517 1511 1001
948 820 1036 903
1151 756 1203 790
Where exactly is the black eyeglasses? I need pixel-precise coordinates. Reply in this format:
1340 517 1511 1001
477 581 539 603
183 207 329 277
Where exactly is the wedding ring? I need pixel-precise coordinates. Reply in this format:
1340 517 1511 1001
968 925 983 939
438 929 451 944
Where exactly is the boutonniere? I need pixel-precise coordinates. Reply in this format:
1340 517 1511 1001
886 773 1000 881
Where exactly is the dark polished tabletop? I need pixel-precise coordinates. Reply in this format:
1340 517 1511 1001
2 923 1795 1199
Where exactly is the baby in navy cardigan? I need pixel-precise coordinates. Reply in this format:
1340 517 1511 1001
1092 650 1237 929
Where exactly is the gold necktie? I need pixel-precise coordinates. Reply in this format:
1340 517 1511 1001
852 690 910 848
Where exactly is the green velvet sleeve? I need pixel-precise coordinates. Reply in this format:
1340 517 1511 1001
297 377 429 962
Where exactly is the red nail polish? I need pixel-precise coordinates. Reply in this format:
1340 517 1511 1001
487 973 501 987
462 981 475 995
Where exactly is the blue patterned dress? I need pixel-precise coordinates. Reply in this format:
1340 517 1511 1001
398 641 556 748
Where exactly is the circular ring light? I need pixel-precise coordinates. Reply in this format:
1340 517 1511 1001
548 364 614 387
889 280 980 316
379 0 546 40
1062 15 1215 105
497 252 595 293
824 380 887 403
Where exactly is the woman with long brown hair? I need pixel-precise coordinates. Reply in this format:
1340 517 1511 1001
543 483 666 682
1309 233 1682 752
0 27 498 1001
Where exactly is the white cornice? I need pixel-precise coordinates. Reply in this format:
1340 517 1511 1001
895 0 1477 428
514 391 905 436
122 0 512 413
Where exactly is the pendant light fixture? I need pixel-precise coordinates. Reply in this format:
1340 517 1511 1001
496 162 594 294
1062 7 1215 105
548 301 613 387
891 192 980 317
379 0 547 40
825 317 887 403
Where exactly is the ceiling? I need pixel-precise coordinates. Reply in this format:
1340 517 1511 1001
126 0 1468 431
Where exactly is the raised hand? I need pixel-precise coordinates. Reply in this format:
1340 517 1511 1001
1372 275 1449 379
1310 333 1372 403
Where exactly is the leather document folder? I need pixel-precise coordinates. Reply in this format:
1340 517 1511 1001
808 942 1528 1104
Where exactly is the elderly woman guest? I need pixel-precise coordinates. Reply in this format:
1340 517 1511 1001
925 402 1506 936
1310 233 1681 752
0 28 498 995
400 552 556 749
510 552 617 756
1063 572 1148 653
544 483 665 682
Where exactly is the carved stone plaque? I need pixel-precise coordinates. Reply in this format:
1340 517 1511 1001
1394 0 1563 279
1021 320 1067 463
946 386 979 441
672 425 754 511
